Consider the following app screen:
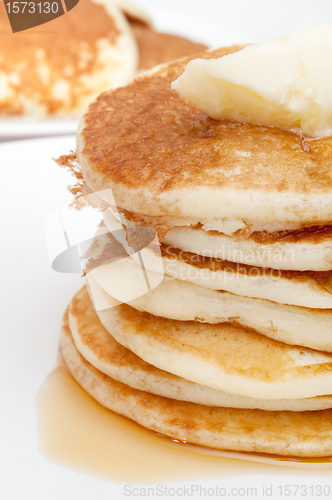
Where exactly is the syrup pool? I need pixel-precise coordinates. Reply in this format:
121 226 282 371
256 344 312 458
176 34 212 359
35 364 332 484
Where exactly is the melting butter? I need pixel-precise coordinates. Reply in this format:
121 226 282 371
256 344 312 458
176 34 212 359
172 22 332 138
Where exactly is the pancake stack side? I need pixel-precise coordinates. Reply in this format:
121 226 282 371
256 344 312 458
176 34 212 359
59 45 332 457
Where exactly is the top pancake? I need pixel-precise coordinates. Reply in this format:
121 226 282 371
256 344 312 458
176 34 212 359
77 46 332 225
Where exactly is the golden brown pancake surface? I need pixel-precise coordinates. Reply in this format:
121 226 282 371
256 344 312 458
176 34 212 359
79 45 332 201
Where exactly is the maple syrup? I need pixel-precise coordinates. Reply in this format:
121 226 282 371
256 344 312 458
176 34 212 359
35 363 332 484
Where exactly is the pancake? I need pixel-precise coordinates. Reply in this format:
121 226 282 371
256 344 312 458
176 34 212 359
68 291 332 411
84 228 332 352
103 209 332 308
81 285 332 400
61 304 332 457
163 226 332 271
76 46 332 227
102 193 332 271
109 206 311 238
84 226 164 303
129 22 208 73
158 243 332 307
89 264 332 352
110 205 332 267
0 0 138 116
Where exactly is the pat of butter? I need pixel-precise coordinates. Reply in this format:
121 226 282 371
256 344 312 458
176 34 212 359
172 22 332 138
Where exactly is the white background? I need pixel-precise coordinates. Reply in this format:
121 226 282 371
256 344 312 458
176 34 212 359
139 0 332 46
2 1 332 499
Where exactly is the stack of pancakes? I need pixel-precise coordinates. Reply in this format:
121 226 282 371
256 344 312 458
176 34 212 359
59 45 332 457
0 0 206 116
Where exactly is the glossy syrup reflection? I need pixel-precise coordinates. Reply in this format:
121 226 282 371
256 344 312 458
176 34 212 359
35 364 332 485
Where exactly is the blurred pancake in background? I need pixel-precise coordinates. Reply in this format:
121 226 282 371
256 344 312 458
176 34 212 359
128 20 207 72
0 0 207 117
0 0 138 116
112 0 153 26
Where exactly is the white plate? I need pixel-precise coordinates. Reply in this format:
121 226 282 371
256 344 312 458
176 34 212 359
2 134 332 499
0 118 79 141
